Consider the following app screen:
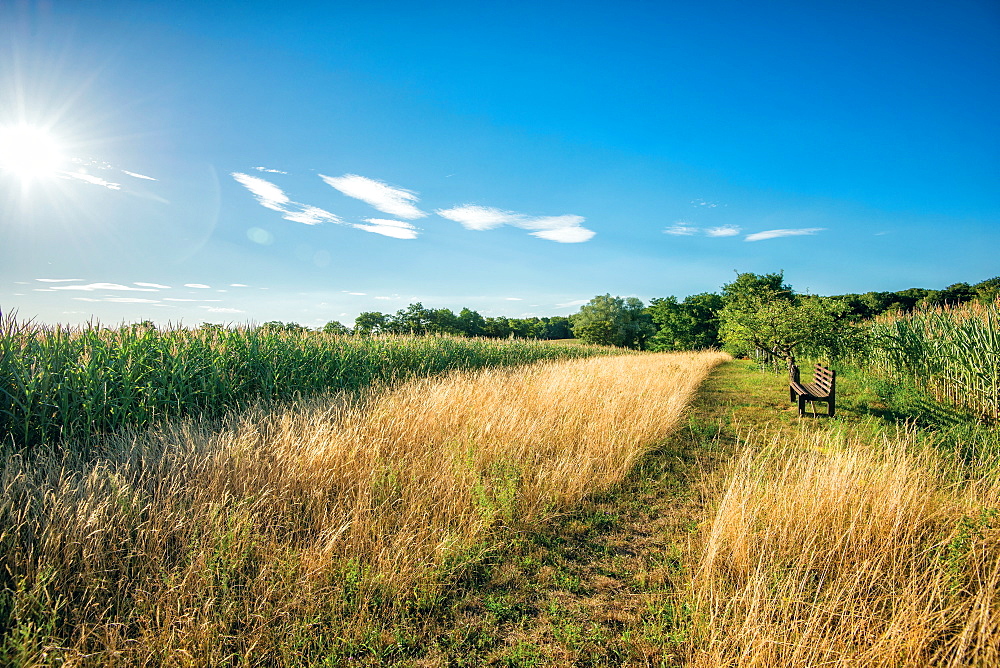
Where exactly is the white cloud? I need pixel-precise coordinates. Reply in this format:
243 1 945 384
134 282 171 289
345 292 367 296
353 218 419 240
71 297 159 303
61 171 121 190
200 306 245 314
691 198 720 208
232 172 341 226
254 166 287 174
121 170 157 181
230 283 249 287
532 227 596 243
48 282 158 292
436 205 517 231
185 284 211 289
664 224 698 236
745 228 825 242
35 278 84 283
320 174 427 220
436 205 595 243
706 225 741 237
504 297 523 301
556 298 590 308
163 298 222 302
283 205 341 225
104 297 160 303
232 172 288 210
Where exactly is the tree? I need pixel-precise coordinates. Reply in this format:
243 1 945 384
353 311 387 335
974 277 1000 304
718 272 859 364
457 308 486 337
647 292 723 351
571 294 654 349
322 320 351 335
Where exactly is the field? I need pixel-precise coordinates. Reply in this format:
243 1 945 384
1 312 998 666
0 315 618 452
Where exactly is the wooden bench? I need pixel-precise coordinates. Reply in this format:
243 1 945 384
789 363 836 417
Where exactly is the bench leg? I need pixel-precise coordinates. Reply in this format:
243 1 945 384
829 399 835 418
797 395 806 417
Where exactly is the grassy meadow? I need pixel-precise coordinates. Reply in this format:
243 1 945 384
2 304 999 666
0 348 728 664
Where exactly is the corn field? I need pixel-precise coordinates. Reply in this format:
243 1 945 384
0 311 615 452
868 300 1000 419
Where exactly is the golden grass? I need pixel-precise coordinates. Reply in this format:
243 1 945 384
689 424 1000 667
0 351 728 664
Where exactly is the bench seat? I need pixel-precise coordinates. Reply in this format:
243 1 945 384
789 363 836 417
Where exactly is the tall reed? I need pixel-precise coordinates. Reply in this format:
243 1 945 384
0 311 614 452
0 351 728 664
866 300 1000 419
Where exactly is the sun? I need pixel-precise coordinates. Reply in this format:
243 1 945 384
0 124 66 182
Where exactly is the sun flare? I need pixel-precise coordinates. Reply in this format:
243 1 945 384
0 124 66 181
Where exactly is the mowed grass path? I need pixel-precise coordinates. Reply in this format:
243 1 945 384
389 360 774 667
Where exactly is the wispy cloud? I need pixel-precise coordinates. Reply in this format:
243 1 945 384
71 297 159 303
504 297 523 301
254 166 287 174
665 223 742 238
35 278 84 283
163 298 222 302
320 174 427 220
745 227 825 242
121 170 157 181
664 223 698 236
691 198 721 208
230 283 249 287
200 306 245 314
556 298 590 308
706 225 741 237
436 205 595 243
353 218 419 240
436 205 515 231
134 282 171 289
184 284 211 289
45 282 158 292
232 172 342 226
61 171 121 190
104 297 160 303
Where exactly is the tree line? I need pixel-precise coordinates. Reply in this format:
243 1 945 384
250 275 999 364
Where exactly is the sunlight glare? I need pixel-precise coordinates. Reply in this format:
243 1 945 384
0 124 66 181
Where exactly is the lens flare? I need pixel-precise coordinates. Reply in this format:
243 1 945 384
0 124 65 181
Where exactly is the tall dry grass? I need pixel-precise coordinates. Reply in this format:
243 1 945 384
689 425 1000 667
0 351 728 664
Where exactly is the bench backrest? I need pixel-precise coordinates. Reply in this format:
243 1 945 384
812 364 836 394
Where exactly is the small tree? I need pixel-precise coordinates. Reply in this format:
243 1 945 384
718 272 860 365
353 311 386 335
322 320 351 335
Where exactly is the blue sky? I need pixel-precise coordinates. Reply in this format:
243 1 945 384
1 0 997 327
